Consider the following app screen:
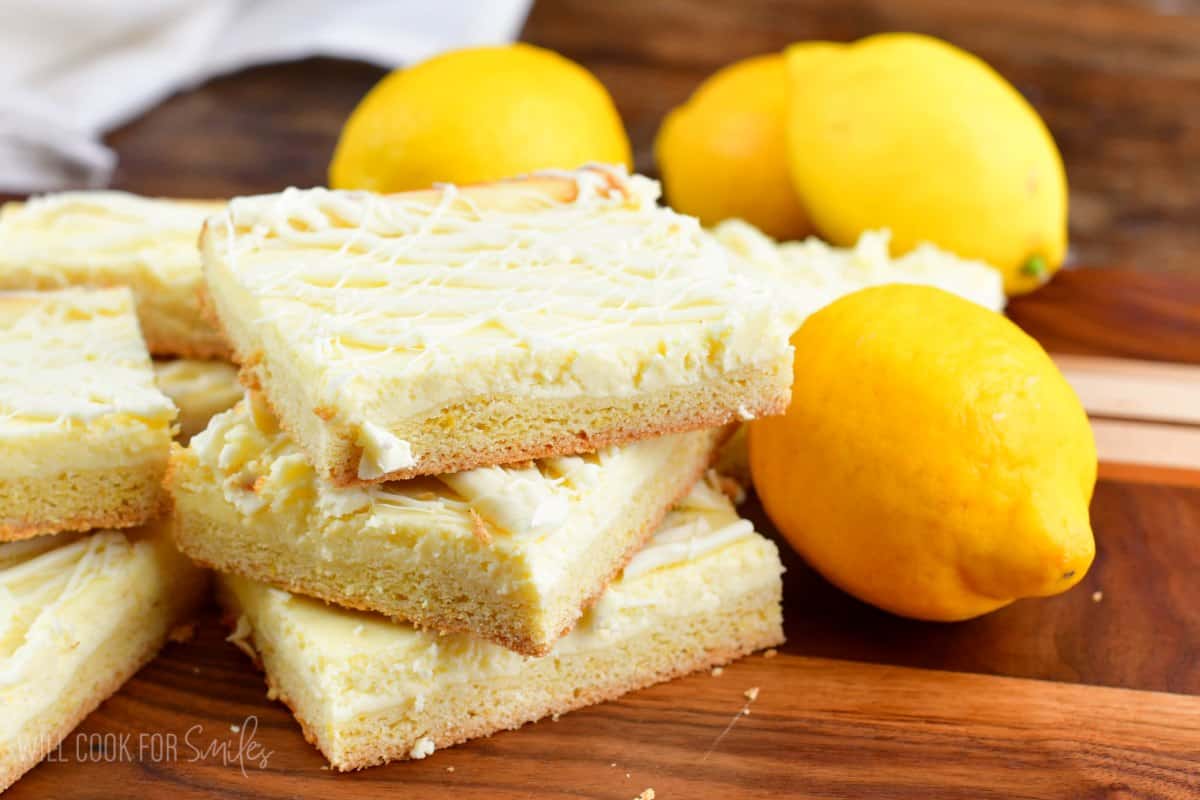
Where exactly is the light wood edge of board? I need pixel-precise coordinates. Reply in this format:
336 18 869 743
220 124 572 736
1053 353 1200 426
1051 353 1200 487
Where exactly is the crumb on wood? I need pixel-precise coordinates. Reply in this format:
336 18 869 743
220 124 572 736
446 766 455 773
168 622 197 644
744 687 760 702
1092 590 1104 603
711 667 724 677
634 790 655 800
468 508 492 546
763 648 778 659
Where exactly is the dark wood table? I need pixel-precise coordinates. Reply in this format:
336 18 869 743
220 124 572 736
11 2 1200 797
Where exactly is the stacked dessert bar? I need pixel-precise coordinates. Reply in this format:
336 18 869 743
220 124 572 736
0 289 206 791
0 193 245 443
168 166 792 769
0 192 229 359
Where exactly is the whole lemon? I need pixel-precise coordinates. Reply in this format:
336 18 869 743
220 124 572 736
330 44 632 191
655 47 838 240
785 33 1068 295
750 284 1096 621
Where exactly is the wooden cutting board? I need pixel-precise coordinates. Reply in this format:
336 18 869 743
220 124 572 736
11 267 1200 799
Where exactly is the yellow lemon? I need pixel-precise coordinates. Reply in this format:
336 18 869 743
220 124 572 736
655 47 838 240
750 284 1096 621
785 33 1068 295
330 44 631 191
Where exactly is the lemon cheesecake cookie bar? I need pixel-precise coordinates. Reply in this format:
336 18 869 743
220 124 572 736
170 394 723 655
0 192 228 358
153 359 241 442
200 166 793 484
0 520 207 791
0 289 176 541
217 476 784 771
714 220 1006 325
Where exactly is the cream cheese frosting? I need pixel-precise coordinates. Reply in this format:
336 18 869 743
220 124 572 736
0 528 163 741
188 394 713 594
152 359 240 410
0 532 131 694
218 475 782 723
0 289 175 439
0 192 221 283
714 220 1006 330
356 422 416 479
202 167 793 454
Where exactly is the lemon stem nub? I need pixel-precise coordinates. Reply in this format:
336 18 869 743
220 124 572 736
1022 255 1048 278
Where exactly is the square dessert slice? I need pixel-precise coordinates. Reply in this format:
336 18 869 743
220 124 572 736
200 166 793 484
153 359 241 442
0 288 176 541
0 520 207 792
217 476 784 771
0 192 228 358
170 393 725 656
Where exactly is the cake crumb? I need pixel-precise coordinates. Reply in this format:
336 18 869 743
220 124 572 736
551 713 561 722
1092 590 1104 603
711 667 724 677
409 737 436 760
468 508 492 546
610 762 617 768
625 773 631 779
763 648 778 659
168 622 197 644
635 790 655 800
230 724 240 733
446 766 455 773
744 687 760 702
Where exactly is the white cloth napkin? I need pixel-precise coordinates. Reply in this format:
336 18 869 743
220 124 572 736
0 0 532 192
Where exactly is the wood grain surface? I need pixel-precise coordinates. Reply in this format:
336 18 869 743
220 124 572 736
8 1 1200 797
11 626 1200 800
